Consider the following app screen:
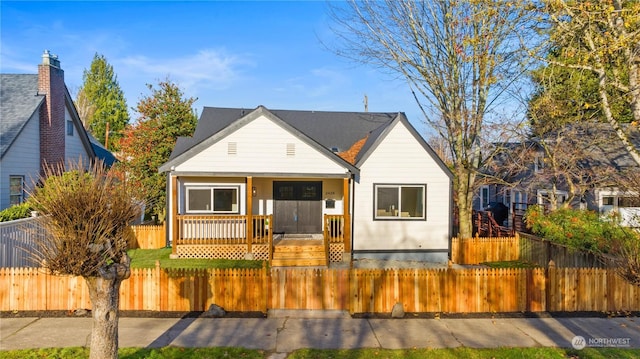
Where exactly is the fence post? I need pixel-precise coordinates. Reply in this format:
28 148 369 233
546 260 556 312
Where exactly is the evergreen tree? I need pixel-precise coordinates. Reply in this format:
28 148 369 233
77 53 129 150
528 50 633 137
118 79 197 221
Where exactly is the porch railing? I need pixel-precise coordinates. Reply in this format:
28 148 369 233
324 214 345 244
176 215 272 245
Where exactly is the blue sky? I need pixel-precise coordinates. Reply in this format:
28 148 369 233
1 1 430 134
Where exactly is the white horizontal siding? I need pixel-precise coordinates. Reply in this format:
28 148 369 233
175 115 348 175
353 120 451 252
0 112 40 210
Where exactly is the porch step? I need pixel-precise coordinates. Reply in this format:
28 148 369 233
272 239 327 267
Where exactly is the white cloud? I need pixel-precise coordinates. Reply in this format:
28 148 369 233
276 67 349 98
117 49 254 93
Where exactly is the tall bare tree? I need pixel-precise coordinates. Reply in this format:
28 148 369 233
329 0 532 237
28 160 141 359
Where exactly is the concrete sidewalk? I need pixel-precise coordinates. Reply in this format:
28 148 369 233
1 314 639 353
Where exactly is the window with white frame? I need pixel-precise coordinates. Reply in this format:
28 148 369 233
512 190 528 211
537 189 567 207
374 184 425 220
9 176 24 205
480 186 490 209
186 186 239 213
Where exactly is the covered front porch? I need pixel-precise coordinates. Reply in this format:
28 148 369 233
171 214 348 266
168 176 352 267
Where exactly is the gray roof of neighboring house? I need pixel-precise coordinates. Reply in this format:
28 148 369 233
169 106 397 161
0 74 44 158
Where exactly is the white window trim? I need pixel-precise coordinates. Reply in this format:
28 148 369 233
480 185 490 209
598 189 640 211
373 183 426 220
536 189 568 206
9 175 25 205
185 185 241 214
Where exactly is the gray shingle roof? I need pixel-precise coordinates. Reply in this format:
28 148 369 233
169 106 397 161
0 74 44 158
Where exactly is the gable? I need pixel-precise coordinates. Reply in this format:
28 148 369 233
356 114 453 180
172 113 354 176
0 74 44 159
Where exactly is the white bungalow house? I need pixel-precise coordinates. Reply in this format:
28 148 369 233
160 106 453 266
0 51 115 211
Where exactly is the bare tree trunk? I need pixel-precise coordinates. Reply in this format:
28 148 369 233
85 276 122 359
456 168 474 239
85 255 130 359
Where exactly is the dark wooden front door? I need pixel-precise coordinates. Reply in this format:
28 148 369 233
273 181 322 234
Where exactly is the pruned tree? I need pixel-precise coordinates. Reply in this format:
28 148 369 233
118 79 197 221
28 160 141 359
328 0 533 237
534 0 640 164
77 53 130 150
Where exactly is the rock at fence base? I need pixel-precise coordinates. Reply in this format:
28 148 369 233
74 308 89 316
391 302 404 318
203 304 226 318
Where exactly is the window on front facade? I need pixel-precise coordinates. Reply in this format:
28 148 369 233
9 176 24 205
374 184 425 220
186 186 239 213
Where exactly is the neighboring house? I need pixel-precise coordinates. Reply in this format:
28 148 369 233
0 50 116 211
475 125 640 228
160 106 453 266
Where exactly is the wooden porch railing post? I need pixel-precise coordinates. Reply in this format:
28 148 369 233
246 176 253 256
343 178 351 257
171 175 178 256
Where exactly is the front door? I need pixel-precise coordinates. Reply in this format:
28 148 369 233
273 181 322 234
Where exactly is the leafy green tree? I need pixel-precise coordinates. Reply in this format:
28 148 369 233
76 53 129 150
118 80 197 221
534 0 640 164
28 160 141 359
528 57 633 136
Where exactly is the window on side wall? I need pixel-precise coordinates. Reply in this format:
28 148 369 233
9 176 24 205
186 186 239 214
374 184 426 220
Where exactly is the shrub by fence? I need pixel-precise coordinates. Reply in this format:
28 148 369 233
2 266 638 314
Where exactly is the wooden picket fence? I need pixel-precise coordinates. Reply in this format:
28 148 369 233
1 266 639 314
451 235 608 268
130 224 166 249
450 236 520 264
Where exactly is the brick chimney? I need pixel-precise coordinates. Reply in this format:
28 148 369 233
38 50 66 173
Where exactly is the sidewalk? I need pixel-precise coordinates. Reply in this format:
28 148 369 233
2 313 639 353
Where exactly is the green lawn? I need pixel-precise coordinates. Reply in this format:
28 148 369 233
1 347 639 359
127 248 264 269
